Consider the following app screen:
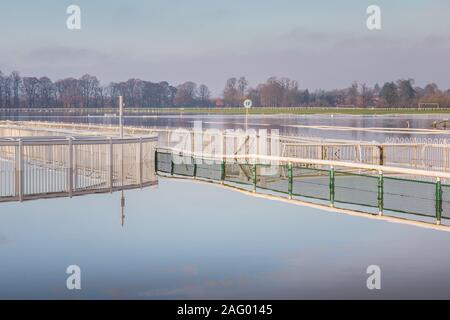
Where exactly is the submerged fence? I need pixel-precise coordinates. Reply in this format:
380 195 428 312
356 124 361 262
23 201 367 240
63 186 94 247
148 129 450 172
155 148 450 227
0 136 158 202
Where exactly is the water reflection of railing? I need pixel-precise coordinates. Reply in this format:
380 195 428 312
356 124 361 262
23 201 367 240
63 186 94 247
155 147 450 229
0 136 158 202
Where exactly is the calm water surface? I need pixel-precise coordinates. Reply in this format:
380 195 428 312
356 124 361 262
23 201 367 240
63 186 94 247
1 178 450 299
2 112 450 142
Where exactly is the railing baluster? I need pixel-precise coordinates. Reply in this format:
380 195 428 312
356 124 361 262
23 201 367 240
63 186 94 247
329 166 335 207
15 139 23 201
378 170 384 216
68 137 73 197
436 177 443 225
252 163 257 192
109 137 113 192
288 162 293 200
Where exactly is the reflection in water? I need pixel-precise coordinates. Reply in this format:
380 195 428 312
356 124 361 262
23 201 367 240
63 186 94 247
2 178 450 299
120 191 126 227
2 111 450 142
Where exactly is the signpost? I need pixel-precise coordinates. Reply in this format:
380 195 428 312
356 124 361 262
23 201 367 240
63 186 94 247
118 96 125 225
243 99 252 131
119 96 124 139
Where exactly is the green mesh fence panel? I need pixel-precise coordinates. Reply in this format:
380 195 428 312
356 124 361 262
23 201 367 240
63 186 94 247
156 152 172 173
256 164 289 194
334 172 379 207
224 162 254 186
172 155 195 176
196 161 223 180
442 184 450 220
383 177 436 217
292 166 330 201
155 151 450 224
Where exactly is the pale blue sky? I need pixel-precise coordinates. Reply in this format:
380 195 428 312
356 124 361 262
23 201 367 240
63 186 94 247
1 0 449 94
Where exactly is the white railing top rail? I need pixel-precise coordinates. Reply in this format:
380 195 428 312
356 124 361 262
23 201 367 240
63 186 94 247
0 135 157 146
282 142 449 148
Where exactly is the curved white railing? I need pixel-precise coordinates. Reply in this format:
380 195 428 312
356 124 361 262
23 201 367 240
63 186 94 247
0 135 158 202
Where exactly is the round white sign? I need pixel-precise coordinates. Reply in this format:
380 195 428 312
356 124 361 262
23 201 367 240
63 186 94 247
243 99 252 109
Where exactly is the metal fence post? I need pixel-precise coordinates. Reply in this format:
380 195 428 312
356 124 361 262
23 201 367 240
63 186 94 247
109 137 113 193
288 162 293 199
220 160 225 184
252 163 257 192
436 177 443 225
378 170 384 216
138 137 142 187
154 149 158 173
67 137 73 198
193 157 197 178
329 166 335 207
73 140 77 191
378 146 384 166
15 139 23 202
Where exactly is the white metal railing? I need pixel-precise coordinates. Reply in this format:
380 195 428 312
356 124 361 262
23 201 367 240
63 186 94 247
2 120 449 172
0 135 158 202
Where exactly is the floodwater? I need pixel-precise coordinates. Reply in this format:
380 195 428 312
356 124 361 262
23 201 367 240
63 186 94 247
1 113 450 299
1 111 450 142
1 177 450 299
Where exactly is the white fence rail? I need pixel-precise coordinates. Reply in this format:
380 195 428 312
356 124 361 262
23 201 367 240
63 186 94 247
0 136 158 202
2 121 449 172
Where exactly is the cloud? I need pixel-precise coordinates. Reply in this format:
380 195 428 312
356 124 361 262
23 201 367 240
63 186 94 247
23 44 109 63
2 30 450 94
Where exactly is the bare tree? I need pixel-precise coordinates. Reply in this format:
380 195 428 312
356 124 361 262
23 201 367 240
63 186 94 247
0 71 4 107
260 77 283 107
360 83 374 107
346 82 359 106
237 76 248 98
79 74 99 108
38 77 55 107
22 77 39 108
198 84 211 107
174 82 197 107
55 78 81 108
223 77 239 107
3 75 12 107
11 71 21 108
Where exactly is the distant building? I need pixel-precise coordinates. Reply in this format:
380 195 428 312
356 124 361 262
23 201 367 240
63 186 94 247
215 99 225 108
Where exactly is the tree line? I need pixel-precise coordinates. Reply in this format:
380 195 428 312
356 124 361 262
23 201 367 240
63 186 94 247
0 70 449 108
222 77 450 108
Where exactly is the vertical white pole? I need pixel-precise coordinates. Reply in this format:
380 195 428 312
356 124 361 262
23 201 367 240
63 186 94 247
68 137 73 198
73 142 78 191
137 137 142 187
109 137 113 192
119 96 124 187
245 109 248 132
118 96 125 224
119 96 124 139
15 139 23 201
